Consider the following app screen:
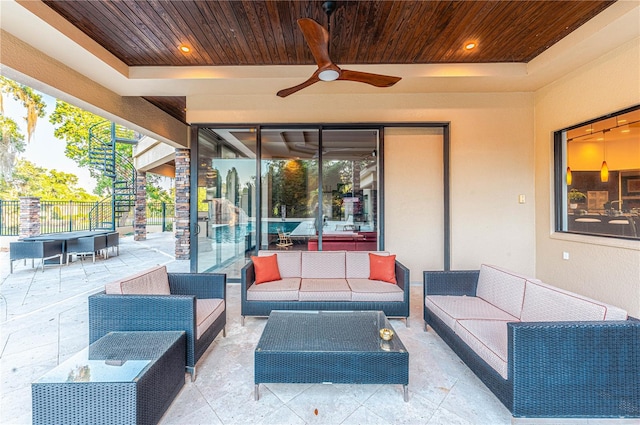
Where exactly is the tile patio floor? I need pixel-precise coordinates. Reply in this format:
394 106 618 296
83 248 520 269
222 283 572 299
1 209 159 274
0 232 635 424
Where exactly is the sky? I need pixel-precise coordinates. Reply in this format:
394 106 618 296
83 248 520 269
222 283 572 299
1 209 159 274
4 89 97 192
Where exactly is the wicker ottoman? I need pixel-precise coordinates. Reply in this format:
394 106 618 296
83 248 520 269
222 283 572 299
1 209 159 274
32 331 186 425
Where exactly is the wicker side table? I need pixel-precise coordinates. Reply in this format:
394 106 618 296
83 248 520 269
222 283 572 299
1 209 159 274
32 331 186 425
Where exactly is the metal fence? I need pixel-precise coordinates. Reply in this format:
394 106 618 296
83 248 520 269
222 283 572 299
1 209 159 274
147 202 175 231
0 200 175 236
0 200 19 236
40 201 96 234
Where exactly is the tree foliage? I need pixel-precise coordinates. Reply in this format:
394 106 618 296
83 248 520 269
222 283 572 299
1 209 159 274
0 76 46 143
0 116 25 178
0 159 99 201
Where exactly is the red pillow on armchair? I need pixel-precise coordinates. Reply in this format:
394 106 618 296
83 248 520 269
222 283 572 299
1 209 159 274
369 253 397 284
251 254 282 284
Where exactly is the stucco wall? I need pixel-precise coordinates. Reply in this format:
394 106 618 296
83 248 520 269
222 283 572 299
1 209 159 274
189 91 536 281
534 37 640 317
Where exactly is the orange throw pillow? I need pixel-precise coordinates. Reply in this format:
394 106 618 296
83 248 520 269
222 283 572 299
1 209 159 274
251 254 281 284
369 253 397 284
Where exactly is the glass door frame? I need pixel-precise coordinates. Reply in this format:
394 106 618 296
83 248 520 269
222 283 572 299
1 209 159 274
190 122 451 277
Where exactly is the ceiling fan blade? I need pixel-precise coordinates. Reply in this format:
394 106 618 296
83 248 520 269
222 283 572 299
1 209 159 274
277 73 321 98
338 69 401 88
297 18 333 68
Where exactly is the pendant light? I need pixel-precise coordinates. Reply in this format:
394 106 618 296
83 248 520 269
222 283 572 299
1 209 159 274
600 129 609 183
566 167 572 186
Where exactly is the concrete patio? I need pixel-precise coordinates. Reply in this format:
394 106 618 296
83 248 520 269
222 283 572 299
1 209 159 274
0 232 634 424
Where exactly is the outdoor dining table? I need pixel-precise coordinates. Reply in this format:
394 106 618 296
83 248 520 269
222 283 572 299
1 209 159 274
22 230 112 263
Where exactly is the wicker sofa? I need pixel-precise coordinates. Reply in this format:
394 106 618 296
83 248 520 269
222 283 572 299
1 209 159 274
423 264 639 418
241 250 410 325
88 265 226 380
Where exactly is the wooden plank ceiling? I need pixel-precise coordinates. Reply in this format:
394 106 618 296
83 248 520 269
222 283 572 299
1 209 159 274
41 0 615 121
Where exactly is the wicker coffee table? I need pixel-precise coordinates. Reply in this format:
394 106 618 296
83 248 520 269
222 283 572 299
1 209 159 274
254 310 409 401
32 331 186 425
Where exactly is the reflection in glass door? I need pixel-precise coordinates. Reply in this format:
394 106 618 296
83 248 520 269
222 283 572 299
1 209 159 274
260 128 319 250
260 127 379 251
195 128 256 275
318 129 379 251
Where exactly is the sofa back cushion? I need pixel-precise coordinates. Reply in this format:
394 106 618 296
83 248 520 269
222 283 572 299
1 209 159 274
105 265 170 295
476 264 528 318
345 251 389 278
521 280 628 322
258 250 301 278
301 251 346 279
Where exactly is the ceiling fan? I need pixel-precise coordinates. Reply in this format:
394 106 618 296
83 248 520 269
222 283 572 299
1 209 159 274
277 1 401 98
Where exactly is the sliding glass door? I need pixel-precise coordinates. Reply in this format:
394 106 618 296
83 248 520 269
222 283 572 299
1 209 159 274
194 125 380 279
195 128 257 274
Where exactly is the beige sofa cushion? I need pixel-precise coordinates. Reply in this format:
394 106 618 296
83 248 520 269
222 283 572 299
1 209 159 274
246 278 301 301
258 250 301 278
521 280 628 322
105 265 170 295
426 295 519 330
455 319 510 380
196 298 225 340
301 251 346 279
347 278 404 302
345 251 389 278
476 264 529 319
299 278 351 301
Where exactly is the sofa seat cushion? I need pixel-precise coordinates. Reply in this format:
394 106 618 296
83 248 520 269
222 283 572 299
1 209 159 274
476 264 529 319
105 265 170 295
246 278 301 301
521 280 628 322
299 278 351 301
259 250 301 278
196 298 225 340
347 278 404 302
455 319 510 380
301 251 346 279
426 295 519 330
345 251 389 278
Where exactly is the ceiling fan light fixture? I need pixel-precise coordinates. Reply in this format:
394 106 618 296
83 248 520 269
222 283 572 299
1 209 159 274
318 69 340 81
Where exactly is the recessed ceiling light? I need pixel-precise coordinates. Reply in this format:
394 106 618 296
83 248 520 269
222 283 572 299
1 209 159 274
464 42 476 50
179 45 191 53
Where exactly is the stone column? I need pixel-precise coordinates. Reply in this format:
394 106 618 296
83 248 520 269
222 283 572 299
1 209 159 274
174 148 190 260
134 172 147 241
19 197 40 238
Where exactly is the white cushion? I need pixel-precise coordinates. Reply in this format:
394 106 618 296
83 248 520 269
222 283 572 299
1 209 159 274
426 295 519 330
196 298 225 340
246 278 301 301
301 251 346 279
299 278 351 301
455 319 510 380
521 280 628 322
476 264 529 318
105 265 170 295
258 250 301 278
347 278 404 302
345 251 389 278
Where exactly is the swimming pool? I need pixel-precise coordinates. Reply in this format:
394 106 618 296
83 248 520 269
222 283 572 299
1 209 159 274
211 221 301 243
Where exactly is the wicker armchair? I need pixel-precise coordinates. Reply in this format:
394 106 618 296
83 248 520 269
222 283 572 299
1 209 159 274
66 234 108 264
88 272 226 380
9 240 64 273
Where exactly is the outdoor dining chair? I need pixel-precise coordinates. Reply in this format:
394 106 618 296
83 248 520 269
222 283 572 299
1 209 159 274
66 234 108 264
106 231 119 258
9 240 64 273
